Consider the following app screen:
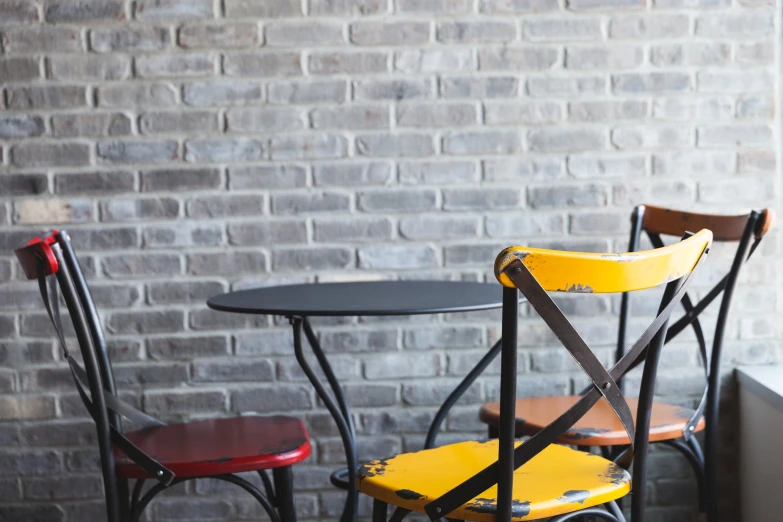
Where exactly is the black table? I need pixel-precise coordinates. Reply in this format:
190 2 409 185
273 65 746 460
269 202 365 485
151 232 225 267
208 281 518 522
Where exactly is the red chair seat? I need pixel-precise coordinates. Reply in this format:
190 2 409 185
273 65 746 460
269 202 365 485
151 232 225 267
115 415 311 479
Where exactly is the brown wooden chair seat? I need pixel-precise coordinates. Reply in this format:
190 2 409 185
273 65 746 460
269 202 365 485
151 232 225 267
479 396 706 446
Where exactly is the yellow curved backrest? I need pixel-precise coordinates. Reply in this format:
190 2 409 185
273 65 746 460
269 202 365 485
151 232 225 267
495 229 713 293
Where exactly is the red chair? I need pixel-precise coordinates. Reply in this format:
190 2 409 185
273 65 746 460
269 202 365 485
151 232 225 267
15 230 310 522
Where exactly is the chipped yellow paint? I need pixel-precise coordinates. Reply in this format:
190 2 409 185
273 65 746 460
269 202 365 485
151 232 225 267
494 229 712 293
356 440 631 521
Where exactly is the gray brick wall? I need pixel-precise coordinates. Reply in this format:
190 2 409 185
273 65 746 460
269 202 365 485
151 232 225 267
0 0 780 520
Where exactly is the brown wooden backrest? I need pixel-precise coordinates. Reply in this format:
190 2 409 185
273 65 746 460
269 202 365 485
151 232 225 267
641 204 774 241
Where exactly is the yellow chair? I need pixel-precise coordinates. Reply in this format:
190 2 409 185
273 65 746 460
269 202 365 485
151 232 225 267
357 230 713 522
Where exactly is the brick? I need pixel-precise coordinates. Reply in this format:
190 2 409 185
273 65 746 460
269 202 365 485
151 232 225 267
609 14 689 38
736 96 774 119
441 76 519 98
97 83 177 107
90 26 170 52
568 0 644 10
11 143 89 168
232 386 312 412
567 46 643 69
223 52 302 77
0 1 38 24
486 214 565 237
47 55 130 81
140 111 219 134
194 359 274 383
696 12 774 38
272 192 350 215
273 248 353 270
183 80 262 105
613 73 691 94
1 26 80 53
738 151 775 174
523 18 602 41
147 281 224 305
485 101 562 125
313 162 392 186
570 212 626 235
106 310 183 335
145 389 226 414
398 0 471 12
189 308 268 330
365 353 441 379
185 138 264 162
143 223 222 248
229 165 307 190
530 77 606 100
479 47 558 71
697 71 772 94
651 43 729 67
400 215 479 239
135 0 213 20
570 100 647 122
6 85 86 110
350 21 430 46
187 251 267 275
443 188 520 211
56 171 135 195
235 330 294 356
354 78 433 102
142 167 221 191
68 227 138 250
358 245 437 269
479 0 559 13
652 97 732 121
309 51 388 75
395 49 472 73
404 326 483 350
399 160 479 184
0 397 56 421
312 105 389 131
437 21 517 43
269 80 346 104
356 133 434 157
135 53 214 78
528 128 605 152
178 22 258 48
13 199 92 225
310 0 386 15
154 499 232 520
612 126 691 149
98 140 178 164
270 134 347 160
652 151 735 176
228 220 307 245
0 506 63 522
358 189 436 212
266 21 345 46
404 381 481 406
443 130 522 155
735 42 774 65
224 0 302 17
0 116 44 139
45 1 124 22
0 57 41 82
698 178 773 204
187 194 264 218
528 183 607 208
314 218 392 242
52 113 132 138
568 155 646 178
697 125 772 148
227 107 307 133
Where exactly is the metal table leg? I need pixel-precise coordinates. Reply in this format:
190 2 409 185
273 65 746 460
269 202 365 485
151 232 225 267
291 316 358 522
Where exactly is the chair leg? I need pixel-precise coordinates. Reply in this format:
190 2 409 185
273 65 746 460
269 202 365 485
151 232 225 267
273 466 296 522
488 425 499 439
373 499 388 522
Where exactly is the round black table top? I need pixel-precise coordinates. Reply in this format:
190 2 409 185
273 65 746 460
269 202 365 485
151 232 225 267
207 280 517 317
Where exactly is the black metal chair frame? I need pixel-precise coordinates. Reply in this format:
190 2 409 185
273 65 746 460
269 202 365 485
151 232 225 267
614 206 768 522
14 231 297 522
370 234 711 522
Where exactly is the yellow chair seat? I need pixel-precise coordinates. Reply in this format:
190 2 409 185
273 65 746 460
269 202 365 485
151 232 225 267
357 439 630 521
